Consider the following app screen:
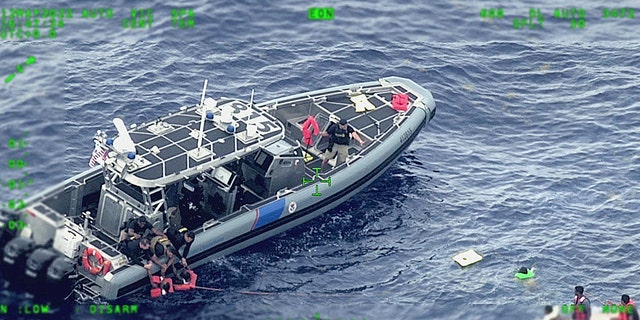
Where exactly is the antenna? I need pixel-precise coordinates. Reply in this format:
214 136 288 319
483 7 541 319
197 79 208 151
113 118 136 153
234 121 238 153
188 79 214 161
249 88 255 107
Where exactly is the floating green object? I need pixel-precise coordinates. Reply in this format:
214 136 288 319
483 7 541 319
26 56 36 65
515 267 535 279
5 73 15 83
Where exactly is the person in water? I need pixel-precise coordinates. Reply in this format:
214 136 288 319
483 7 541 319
172 264 197 291
515 266 535 280
147 267 174 298
542 305 562 320
321 119 365 171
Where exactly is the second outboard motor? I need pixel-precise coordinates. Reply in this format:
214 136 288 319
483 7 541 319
0 209 19 251
41 256 77 304
24 248 59 291
2 237 35 287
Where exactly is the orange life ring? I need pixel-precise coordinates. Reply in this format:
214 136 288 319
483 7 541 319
82 247 104 275
301 116 320 146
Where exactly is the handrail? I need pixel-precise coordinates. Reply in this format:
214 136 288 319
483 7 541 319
276 188 294 199
202 219 221 231
151 201 164 216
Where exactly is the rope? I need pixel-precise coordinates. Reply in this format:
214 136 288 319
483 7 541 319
193 285 368 297
193 285 281 295
193 286 223 292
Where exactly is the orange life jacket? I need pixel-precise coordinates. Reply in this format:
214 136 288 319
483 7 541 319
150 275 174 297
573 295 588 320
620 300 636 320
174 270 197 291
301 116 320 146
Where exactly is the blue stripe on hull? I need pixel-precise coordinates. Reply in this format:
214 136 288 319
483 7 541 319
252 198 286 230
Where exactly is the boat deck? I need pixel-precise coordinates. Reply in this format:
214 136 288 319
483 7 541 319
266 81 424 177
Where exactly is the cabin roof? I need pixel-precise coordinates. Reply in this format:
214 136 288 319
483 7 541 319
103 99 283 187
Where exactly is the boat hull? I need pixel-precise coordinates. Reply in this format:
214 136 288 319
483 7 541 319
102 78 433 299
2 76 436 301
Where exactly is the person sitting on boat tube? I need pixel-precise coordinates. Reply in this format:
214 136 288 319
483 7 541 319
320 119 365 171
147 267 174 298
149 236 177 277
164 226 195 268
119 216 164 242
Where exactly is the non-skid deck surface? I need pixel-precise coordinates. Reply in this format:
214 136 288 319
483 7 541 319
124 102 282 182
314 84 418 141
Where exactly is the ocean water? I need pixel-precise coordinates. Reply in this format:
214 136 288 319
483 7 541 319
1 1 640 320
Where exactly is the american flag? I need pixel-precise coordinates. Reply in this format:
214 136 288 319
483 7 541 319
89 144 108 167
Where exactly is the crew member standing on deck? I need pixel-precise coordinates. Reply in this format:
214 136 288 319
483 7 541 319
573 286 591 320
321 119 365 171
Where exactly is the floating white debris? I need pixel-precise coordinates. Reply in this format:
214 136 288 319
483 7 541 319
452 249 483 267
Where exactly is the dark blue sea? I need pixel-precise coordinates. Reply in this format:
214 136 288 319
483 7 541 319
1 1 640 319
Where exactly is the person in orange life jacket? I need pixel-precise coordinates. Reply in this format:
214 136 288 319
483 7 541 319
119 216 164 242
147 267 174 298
573 286 591 320
165 226 195 268
320 119 365 171
149 236 177 277
172 264 197 291
606 294 639 320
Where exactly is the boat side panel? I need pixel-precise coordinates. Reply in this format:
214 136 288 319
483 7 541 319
252 198 286 230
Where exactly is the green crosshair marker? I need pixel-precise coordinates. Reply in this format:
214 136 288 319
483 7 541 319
25 56 36 65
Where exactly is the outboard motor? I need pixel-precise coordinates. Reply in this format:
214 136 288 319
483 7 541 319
0 210 19 280
2 237 35 286
24 248 59 291
43 257 77 304
0 209 19 250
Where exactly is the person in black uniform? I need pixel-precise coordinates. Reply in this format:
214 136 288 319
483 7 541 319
121 238 153 270
321 119 365 171
165 227 195 268
119 216 164 242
